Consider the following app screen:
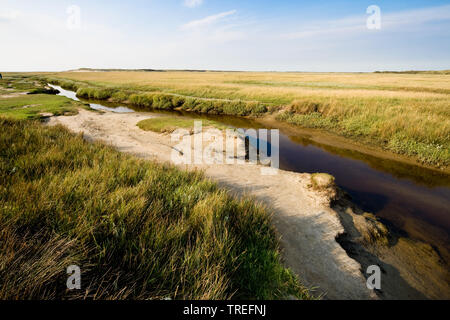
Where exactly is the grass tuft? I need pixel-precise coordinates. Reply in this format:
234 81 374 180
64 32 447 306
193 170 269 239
137 116 228 133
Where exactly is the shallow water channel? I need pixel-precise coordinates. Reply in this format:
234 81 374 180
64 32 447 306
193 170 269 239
50 84 450 264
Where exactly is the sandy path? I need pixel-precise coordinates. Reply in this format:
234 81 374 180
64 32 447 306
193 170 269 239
48 109 376 299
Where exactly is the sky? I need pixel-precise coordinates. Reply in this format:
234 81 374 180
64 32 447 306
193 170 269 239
1 0 449 72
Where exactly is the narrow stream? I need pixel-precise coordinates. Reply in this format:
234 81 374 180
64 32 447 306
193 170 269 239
50 84 450 263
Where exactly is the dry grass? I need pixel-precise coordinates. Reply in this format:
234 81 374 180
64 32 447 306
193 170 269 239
49 71 450 102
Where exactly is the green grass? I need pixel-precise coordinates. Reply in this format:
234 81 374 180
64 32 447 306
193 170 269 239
0 74 87 120
43 77 268 117
137 116 229 133
0 94 82 120
0 117 311 300
0 75 43 92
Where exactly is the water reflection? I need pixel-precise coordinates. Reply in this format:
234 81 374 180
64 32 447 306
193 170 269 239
50 84 134 113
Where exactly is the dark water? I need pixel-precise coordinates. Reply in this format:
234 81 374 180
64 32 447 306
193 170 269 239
51 84 450 261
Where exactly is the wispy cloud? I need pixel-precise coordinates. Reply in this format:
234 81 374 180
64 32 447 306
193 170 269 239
284 4 450 39
0 9 20 22
181 10 237 30
183 0 204 8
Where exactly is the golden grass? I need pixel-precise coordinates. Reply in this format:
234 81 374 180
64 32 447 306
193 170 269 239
52 71 450 102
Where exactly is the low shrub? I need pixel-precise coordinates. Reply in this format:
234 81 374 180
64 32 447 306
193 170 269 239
76 87 116 100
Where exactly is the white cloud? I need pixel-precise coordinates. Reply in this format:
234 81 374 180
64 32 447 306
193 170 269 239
283 4 450 39
0 9 20 22
181 10 237 30
183 0 203 8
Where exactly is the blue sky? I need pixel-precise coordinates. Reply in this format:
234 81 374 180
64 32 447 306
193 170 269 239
1 0 449 71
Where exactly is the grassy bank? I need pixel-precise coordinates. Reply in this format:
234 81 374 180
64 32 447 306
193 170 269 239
0 94 82 120
40 71 450 168
44 77 268 117
276 97 449 167
0 74 85 120
0 117 310 300
137 116 228 133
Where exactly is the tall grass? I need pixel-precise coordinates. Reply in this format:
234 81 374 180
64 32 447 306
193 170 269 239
278 97 450 166
0 117 310 300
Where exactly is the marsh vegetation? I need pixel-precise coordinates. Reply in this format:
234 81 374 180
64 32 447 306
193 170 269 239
43 71 450 168
0 74 85 119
